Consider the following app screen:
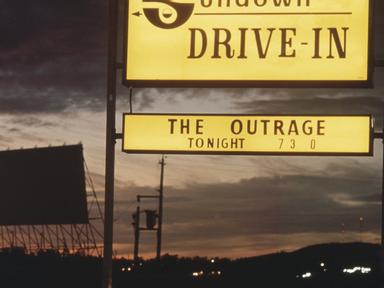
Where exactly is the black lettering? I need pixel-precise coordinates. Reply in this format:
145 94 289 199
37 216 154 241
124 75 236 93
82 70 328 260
230 138 245 149
302 120 313 135
180 119 190 134
196 119 204 134
288 120 299 135
312 28 322 59
298 0 310 6
260 120 270 135
207 138 214 148
252 28 275 58
200 0 212 7
317 120 325 135
212 28 235 59
231 120 243 135
218 0 231 6
279 28 296 57
221 138 229 148
236 0 249 7
231 138 239 148
254 0 267 6
247 120 257 134
273 0 291 6
238 28 248 59
196 138 204 148
327 27 348 59
274 120 284 135
188 138 194 148
188 29 207 59
168 119 177 134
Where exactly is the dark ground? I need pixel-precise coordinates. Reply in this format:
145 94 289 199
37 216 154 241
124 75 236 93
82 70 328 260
0 242 382 288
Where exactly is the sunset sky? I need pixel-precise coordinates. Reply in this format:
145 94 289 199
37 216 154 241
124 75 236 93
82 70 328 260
0 0 384 259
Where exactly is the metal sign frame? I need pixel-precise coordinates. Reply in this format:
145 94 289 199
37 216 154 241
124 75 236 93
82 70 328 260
100 2 382 288
122 0 374 88
122 113 374 156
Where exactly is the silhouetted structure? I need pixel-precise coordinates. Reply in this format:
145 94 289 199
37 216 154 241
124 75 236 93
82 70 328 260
0 242 380 288
132 155 165 263
0 144 103 256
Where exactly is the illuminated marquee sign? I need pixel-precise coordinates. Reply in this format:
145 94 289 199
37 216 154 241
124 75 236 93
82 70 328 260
122 114 373 155
124 0 372 87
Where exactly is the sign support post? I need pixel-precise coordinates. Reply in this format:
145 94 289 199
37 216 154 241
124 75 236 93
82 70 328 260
380 125 384 288
374 124 384 284
379 128 384 248
381 127 384 247
103 0 119 287
374 126 384 246
377 121 384 248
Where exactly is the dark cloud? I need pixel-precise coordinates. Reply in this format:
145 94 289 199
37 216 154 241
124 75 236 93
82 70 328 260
0 0 107 113
0 0 106 56
125 66 384 117
353 193 381 203
234 96 383 126
113 161 380 253
1 0 383 115
0 86 104 114
7 128 20 133
10 116 56 127
231 69 384 129
165 176 379 233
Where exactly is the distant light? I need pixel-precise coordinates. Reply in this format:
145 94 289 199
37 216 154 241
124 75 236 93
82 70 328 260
343 266 371 274
199 270 204 276
122 267 132 272
320 263 325 267
139 262 143 266
323 269 327 272
362 267 371 274
217 271 222 275
302 272 312 279
192 272 199 277
211 259 215 263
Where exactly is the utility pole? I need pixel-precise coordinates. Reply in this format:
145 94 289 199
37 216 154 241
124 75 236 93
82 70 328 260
133 206 140 265
156 155 165 260
132 156 166 262
103 0 118 287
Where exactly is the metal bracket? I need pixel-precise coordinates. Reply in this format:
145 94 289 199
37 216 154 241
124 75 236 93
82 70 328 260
374 132 384 139
114 133 123 140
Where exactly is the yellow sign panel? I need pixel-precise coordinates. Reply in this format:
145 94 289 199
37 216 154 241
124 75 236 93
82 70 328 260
124 0 371 86
122 114 373 155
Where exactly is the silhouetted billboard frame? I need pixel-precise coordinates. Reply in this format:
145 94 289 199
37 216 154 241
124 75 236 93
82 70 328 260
0 144 89 226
